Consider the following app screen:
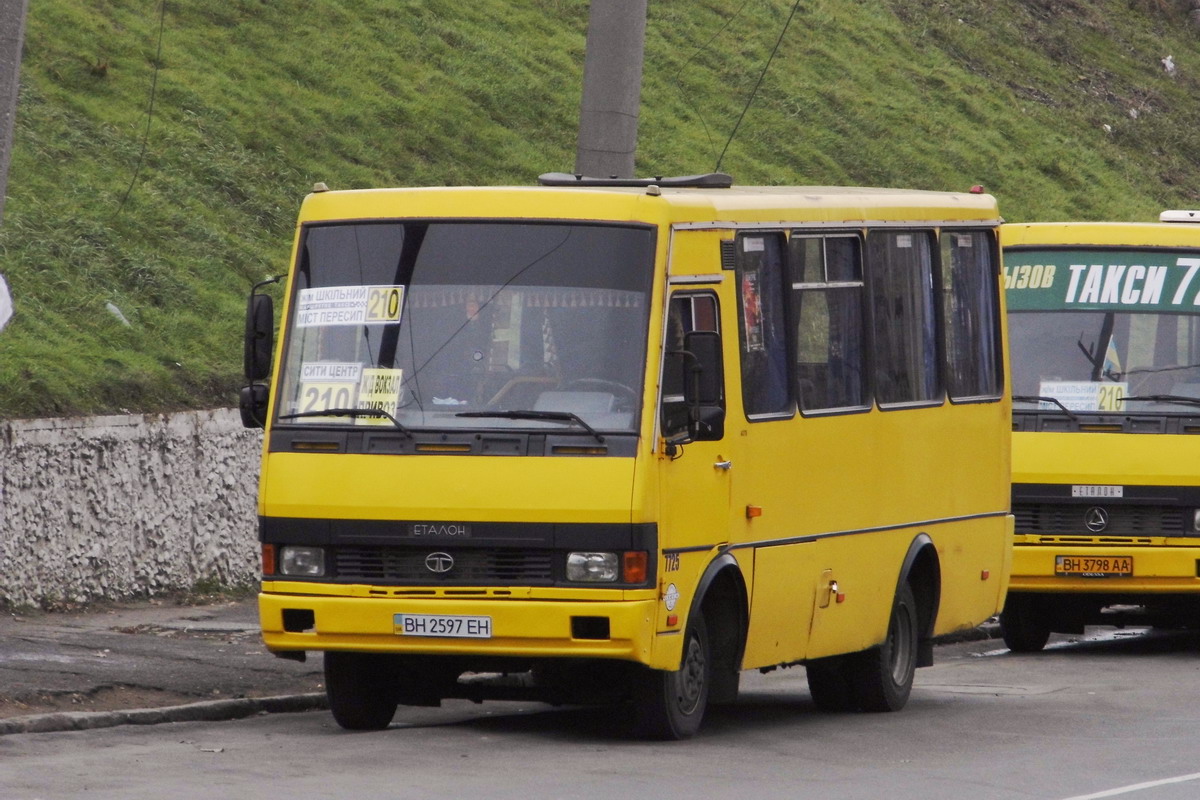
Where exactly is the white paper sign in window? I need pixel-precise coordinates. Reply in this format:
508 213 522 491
296 285 405 327
1038 380 1127 412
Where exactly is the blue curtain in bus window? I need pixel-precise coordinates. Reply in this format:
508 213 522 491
868 230 940 405
826 238 868 408
941 230 1002 400
737 233 791 416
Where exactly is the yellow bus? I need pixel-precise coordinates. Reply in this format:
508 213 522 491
241 173 1012 738
1001 217 1200 651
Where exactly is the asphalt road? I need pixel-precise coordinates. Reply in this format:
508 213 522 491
2 622 1199 800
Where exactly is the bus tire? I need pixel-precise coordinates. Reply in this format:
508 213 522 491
1000 594 1051 653
324 651 400 731
806 656 858 712
630 613 710 739
851 581 918 713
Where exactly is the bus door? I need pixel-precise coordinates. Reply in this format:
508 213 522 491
657 288 733 624
732 230 826 667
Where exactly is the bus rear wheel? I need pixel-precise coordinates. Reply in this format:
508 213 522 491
851 581 918 712
630 613 710 739
1000 594 1051 653
324 651 400 731
806 656 858 712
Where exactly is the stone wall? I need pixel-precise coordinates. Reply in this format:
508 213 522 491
0 409 262 608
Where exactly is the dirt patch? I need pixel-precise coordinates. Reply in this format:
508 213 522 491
0 686 213 719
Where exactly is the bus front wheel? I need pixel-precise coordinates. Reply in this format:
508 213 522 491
630 613 710 739
851 581 919 712
1000 594 1051 653
324 651 400 731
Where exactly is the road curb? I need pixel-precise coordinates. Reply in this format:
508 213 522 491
0 692 328 736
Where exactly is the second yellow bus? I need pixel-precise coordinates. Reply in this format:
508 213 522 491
1002 216 1200 651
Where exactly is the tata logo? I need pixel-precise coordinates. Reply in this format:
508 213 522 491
1084 507 1109 533
424 552 454 573
411 523 471 538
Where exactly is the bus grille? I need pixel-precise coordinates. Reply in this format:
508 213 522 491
333 547 555 584
1013 503 1186 536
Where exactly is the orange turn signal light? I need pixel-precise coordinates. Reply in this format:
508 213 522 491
623 551 648 583
261 543 277 576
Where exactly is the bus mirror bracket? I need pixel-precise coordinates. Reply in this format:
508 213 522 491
240 383 270 429
682 330 725 442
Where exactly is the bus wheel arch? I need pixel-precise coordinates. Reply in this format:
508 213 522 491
897 534 941 668
691 553 749 706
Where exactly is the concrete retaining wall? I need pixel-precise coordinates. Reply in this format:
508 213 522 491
0 409 261 608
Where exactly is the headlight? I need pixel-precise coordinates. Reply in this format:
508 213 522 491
279 546 326 577
567 552 619 582
1194 509 1200 533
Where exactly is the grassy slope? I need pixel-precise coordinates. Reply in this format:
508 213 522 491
2 0 1199 418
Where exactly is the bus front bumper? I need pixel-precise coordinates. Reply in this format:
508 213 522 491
1008 541 1200 594
259 588 664 666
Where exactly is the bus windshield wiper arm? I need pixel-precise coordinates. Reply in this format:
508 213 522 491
1117 394 1200 408
456 410 605 443
278 408 413 436
1012 395 1079 420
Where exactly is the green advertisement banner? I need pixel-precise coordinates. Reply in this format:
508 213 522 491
1003 248 1200 312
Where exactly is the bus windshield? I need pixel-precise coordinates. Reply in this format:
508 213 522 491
1006 247 1200 413
276 221 656 433
1010 309 1200 411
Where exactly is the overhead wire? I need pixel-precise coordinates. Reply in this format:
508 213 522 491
714 0 804 173
673 0 754 167
115 0 167 217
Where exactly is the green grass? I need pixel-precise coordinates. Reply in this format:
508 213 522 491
3 0 1200 417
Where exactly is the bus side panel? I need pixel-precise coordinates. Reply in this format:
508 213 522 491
735 400 1010 666
803 530 914 661
740 544 819 667
928 514 1013 636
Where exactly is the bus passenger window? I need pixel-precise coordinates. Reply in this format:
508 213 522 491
736 233 792 418
789 235 869 413
868 230 941 406
941 230 1003 400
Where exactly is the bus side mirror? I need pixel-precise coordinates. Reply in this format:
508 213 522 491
241 276 282 430
682 330 725 441
244 292 275 381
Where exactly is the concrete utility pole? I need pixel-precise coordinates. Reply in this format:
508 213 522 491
574 0 647 179
0 0 29 227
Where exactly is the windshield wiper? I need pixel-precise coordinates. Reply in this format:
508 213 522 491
1117 394 1200 408
456 410 605 443
278 408 412 435
1012 395 1079 420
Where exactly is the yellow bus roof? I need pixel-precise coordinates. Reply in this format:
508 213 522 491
297 184 1000 228
1002 220 1200 248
